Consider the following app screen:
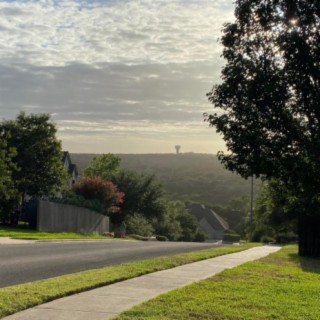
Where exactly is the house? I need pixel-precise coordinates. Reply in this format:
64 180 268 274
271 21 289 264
62 151 79 188
187 203 229 240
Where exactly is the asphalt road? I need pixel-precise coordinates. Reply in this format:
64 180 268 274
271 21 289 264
0 240 220 288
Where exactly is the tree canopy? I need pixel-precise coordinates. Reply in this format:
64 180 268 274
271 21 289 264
0 137 19 223
206 1 320 256
0 138 16 196
72 153 252 208
252 179 298 242
82 154 165 223
109 170 165 223
84 153 121 180
0 112 67 201
72 176 124 215
83 155 205 241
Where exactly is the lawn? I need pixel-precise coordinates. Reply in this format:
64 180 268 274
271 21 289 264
0 242 259 318
115 245 320 320
0 226 108 240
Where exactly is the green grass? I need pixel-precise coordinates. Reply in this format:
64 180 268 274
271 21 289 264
0 243 259 318
0 226 108 240
115 245 320 320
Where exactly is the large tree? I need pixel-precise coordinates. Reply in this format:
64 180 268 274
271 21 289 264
206 1 320 256
0 136 19 223
0 112 67 203
0 137 16 195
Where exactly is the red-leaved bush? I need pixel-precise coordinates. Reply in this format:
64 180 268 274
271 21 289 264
72 176 124 214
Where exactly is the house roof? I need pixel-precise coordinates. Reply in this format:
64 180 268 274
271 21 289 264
69 163 78 176
62 151 78 176
187 203 229 231
62 151 71 164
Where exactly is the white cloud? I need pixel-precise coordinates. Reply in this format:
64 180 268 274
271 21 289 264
0 0 235 153
0 0 234 66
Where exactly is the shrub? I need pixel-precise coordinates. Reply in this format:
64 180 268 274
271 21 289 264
152 201 207 242
153 212 182 241
223 230 241 242
260 235 275 244
0 196 20 225
72 176 124 215
125 213 154 237
129 234 150 241
50 194 103 213
156 235 168 241
275 232 298 244
194 231 206 242
23 198 38 228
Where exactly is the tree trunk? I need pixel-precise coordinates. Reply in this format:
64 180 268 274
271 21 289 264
298 213 320 257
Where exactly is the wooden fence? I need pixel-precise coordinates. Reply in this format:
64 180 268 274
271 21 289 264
37 200 109 234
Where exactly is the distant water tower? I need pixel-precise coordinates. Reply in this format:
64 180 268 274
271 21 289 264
175 145 181 154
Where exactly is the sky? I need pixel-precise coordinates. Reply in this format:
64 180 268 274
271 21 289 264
0 0 235 154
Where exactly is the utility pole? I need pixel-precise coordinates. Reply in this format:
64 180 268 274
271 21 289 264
250 175 254 241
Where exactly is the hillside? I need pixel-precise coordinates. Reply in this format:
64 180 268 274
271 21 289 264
71 153 252 207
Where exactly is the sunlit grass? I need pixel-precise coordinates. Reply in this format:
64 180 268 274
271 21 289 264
0 243 259 318
0 226 107 240
116 245 320 320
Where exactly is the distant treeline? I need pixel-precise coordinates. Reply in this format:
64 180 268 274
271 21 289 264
71 153 252 207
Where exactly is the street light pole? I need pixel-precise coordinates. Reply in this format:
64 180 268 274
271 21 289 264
250 175 254 241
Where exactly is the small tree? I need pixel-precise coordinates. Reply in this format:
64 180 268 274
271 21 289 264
72 176 124 215
109 170 165 223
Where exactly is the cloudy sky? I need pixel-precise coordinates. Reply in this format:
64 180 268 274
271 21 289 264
0 0 235 154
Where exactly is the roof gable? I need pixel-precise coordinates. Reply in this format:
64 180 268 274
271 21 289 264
187 203 229 232
62 151 79 177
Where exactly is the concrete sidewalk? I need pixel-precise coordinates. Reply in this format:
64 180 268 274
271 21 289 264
0 237 37 244
3 245 281 320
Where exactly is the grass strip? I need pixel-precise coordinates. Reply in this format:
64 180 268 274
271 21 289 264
115 245 320 320
0 226 108 240
0 243 259 318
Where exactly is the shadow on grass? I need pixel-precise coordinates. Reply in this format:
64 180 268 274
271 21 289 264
0 225 36 235
288 253 320 274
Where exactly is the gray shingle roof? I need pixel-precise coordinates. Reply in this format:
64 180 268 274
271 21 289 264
187 203 229 231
